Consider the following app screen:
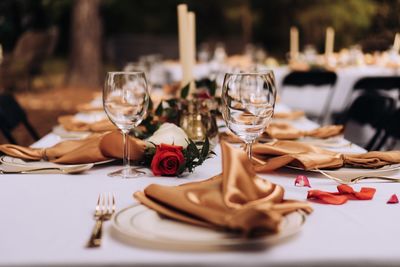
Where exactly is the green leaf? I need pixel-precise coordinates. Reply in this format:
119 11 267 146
180 82 190 99
148 97 153 111
209 80 217 97
201 138 210 159
155 102 163 116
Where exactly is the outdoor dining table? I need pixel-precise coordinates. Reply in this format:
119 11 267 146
1 117 400 267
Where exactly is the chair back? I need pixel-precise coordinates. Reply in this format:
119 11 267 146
281 70 337 123
0 94 39 144
338 76 400 150
282 71 337 87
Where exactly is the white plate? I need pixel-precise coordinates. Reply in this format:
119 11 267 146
0 155 95 174
111 204 306 251
52 125 91 139
287 164 400 180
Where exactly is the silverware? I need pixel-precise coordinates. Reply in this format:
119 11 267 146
0 164 93 174
87 193 116 248
318 169 400 184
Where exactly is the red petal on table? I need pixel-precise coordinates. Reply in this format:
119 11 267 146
307 190 348 205
295 175 311 187
354 187 376 200
337 184 355 194
337 185 376 200
387 194 399 204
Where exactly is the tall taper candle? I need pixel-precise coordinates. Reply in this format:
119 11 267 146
187 11 196 93
177 4 191 87
325 27 335 56
290 27 299 61
393 33 400 53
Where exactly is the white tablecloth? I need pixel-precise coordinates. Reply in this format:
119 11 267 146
2 125 400 267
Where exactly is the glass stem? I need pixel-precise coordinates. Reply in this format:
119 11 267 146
122 130 130 176
245 140 254 161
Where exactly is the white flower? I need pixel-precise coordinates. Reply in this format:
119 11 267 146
147 123 189 148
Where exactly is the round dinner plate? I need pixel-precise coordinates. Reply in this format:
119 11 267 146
287 164 400 180
52 125 91 139
111 204 306 251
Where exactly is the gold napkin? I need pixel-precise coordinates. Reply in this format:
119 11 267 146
58 115 117 132
265 123 343 140
273 110 305 120
252 140 400 172
0 131 146 164
134 141 312 236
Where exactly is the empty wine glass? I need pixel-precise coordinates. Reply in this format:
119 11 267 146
103 71 149 178
221 71 277 160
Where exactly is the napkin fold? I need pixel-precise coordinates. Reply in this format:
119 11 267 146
252 141 400 172
265 123 343 140
134 141 312 236
0 131 146 164
58 115 116 132
273 110 305 120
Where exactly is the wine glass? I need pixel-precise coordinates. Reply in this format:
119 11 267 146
221 71 277 160
103 71 150 178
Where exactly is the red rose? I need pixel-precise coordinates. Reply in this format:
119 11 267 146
151 144 185 176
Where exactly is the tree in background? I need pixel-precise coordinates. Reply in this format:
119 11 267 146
66 0 102 88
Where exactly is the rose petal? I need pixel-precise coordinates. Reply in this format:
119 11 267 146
387 194 399 204
295 175 311 187
307 190 348 205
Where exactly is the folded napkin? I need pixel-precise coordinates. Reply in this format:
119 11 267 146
273 110 305 120
58 115 116 132
134 141 312 236
252 141 400 172
76 103 103 112
265 123 343 140
0 131 146 164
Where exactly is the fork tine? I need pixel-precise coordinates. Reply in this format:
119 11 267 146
111 193 116 213
95 194 101 214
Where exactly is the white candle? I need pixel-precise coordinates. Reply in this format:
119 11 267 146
393 33 400 53
290 27 299 61
325 27 335 56
177 4 191 87
187 12 196 93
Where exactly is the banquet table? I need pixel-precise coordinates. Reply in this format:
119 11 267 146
2 120 400 267
164 63 400 116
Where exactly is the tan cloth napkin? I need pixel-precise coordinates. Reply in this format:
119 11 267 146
265 123 343 140
134 141 312 236
58 115 117 132
252 140 400 172
273 110 305 120
0 131 146 164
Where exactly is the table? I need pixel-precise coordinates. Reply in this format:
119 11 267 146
164 63 400 117
2 122 400 267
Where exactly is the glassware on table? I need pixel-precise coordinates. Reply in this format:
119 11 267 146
221 71 277 160
103 71 150 178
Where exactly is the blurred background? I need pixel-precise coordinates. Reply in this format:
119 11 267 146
0 0 399 145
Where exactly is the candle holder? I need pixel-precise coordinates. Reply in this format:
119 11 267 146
179 97 218 148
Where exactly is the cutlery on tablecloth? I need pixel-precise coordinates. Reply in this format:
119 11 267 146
318 169 400 185
87 193 116 248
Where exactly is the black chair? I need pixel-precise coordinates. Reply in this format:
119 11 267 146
281 70 337 123
0 94 39 144
375 108 400 150
336 76 400 150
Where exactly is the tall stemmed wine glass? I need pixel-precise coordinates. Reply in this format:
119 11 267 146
221 71 277 160
103 71 150 178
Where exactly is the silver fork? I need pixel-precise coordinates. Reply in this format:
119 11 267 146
86 193 116 248
318 169 400 185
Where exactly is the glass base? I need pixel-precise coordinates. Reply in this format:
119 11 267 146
107 167 145 178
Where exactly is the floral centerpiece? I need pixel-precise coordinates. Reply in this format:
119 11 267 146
133 79 219 177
